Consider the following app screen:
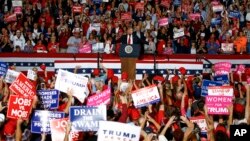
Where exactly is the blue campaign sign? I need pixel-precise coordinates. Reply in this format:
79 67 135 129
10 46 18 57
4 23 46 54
201 80 222 96
37 90 59 109
0 62 8 76
229 11 240 19
211 18 221 25
31 110 65 134
69 105 106 131
92 0 102 4
214 75 229 85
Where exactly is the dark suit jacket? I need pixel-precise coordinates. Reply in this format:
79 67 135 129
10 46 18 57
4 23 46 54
121 33 141 45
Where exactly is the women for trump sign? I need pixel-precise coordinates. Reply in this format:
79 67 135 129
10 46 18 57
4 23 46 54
214 62 232 76
87 88 111 106
132 85 160 108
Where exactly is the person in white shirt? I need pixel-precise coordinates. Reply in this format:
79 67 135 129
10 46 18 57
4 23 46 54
10 30 26 51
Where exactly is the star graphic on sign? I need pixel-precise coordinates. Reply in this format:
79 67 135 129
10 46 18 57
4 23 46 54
118 69 121 73
13 63 16 66
91 69 94 73
100 70 104 73
169 70 172 74
187 71 190 74
49 63 53 66
6 63 9 66
196 71 199 74
151 70 155 74
20 63 23 66
35 63 38 66
28 63 31 66
82 69 86 73
160 70 164 74
205 64 208 68
142 70 146 73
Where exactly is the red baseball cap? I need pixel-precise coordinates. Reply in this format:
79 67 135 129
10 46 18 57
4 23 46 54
121 72 128 81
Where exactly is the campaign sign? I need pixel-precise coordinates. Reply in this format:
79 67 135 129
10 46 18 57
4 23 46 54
158 18 168 26
207 86 233 97
211 18 221 25
9 73 36 97
214 62 232 75
206 96 232 115
173 28 185 39
7 95 33 120
55 69 89 103
135 2 144 10
69 105 106 131
229 11 241 19
50 118 80 141
12 0 23 7
89 23 101 33
212 5 223 12
0 62 8 76
4 13 17 23
87 88 111 106
31 110 65 134
131 85 160 108
72 6 83 13
14 7 22 14
27 69 37 81
37 90 59 109
190 116 207 133
214 75 229 85
221 43 234 52
5 69 20 83
189 13 200 21
121 12 132 21
201 80 222 96
97 121 141 141
79 43 92 53
160 0 170 7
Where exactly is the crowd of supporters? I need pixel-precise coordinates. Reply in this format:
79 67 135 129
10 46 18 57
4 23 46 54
1 0 250 54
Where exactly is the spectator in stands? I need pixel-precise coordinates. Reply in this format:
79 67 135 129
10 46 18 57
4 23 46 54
47 36 59 53
23 39 34 53
234 30 247 54
0 36 12 53
58 26 71 53
66 28 81 53
206 34 220 54
10 30 25 51
33 39 47 53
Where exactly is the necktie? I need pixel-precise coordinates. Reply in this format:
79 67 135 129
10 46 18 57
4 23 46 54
128 35 131 44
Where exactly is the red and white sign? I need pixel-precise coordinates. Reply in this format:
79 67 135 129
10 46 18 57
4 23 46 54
72 6 83 13
12 0 22 7
173 28 185 39
221 43 233 52
190 116 207 133
4 14 17 23
158 18 168 26
206 95 232 115
160 0 170 7
212 5 223 12
50 118 80 141
121 12 132 21
87 88 111 106
135 2 144 10
14 7 22 14
214 62 232 75
7 95 33 120
132 85 160 108
9 73 36 97
207 86 233 97
189 13 200 21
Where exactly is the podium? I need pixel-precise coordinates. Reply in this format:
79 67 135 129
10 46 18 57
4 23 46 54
119 44 141 80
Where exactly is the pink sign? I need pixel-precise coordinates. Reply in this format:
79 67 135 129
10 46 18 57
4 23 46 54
189 116 207 133
87 88 111 106
78 43 91 53
214 62 231 75
247 77 250 84
235 64 245 74
189 13 200 20
14 7 22 14
206 96 232 115
158 18 168 26
212 5 223 12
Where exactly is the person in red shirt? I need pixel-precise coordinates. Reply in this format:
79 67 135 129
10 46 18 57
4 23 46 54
59 26 70 53
47 36 59 53
33 39 47 53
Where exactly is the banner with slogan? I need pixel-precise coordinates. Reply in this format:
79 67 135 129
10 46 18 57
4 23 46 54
121 12 132 21
87 88 111 106
158 18 168 26
160 0 170 7
173 28 185 39
97 121 141 141
229 11 241 19
211 18 221 25
7 95 33 120
5 69 20 83
50 118 80 141
206 95 232 115
89 23 101 33
9 73 36 98
213 75 229 85
207 86 233 97
189 13 200 21
93 0 102 4
212 5 223 12
0 62 8 76
12 0 22 7
132 85 160 108
214 62 232 76
190 116 207 133
4 13 17 23
135 2 144 10
79 43 92 53
27 69 37 81
221 43 234 53
201 80 222 96
31 110 65 134
72 6 83 13
69 105 106 131
14 7 22 14
55 69 89 103
37 90 59 109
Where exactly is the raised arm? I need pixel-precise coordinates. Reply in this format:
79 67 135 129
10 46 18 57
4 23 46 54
63 89 73 114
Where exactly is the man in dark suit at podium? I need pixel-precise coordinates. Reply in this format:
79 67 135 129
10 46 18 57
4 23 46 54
121 27 141 45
